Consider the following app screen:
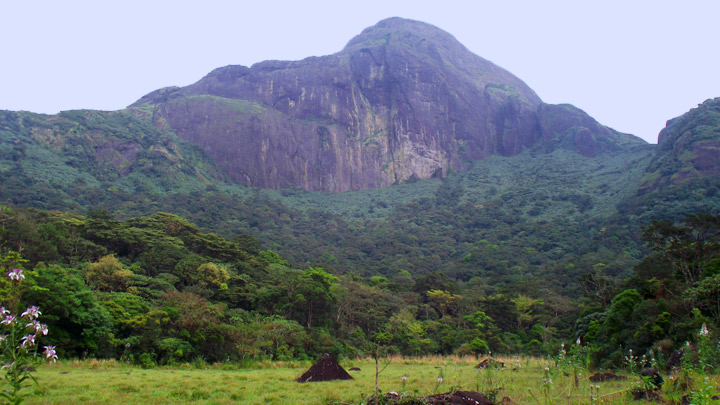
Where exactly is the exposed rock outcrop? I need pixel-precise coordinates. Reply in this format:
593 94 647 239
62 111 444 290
640 97 720 193
132 18 642 192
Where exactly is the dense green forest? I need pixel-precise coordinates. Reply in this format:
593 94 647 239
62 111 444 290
1 93 719 374
2 103 719 302
1 205 717 370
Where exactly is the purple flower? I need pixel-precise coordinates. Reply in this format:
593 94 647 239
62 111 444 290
0 307 9 316
43 346 57 362
21 306 41 319
8 268 24 281
25 320 48 335
0 315 15 326
20 334 35 348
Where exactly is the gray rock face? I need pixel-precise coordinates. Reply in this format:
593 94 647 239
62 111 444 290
132 18 641 192
536 103 645 157
640 97 720 192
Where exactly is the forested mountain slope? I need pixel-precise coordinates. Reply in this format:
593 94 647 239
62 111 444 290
0 20 718 324
1 98 719 294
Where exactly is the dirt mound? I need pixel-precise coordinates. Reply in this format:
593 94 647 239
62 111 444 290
665 348 685 374
589 371 627 382
297 353 353 382
369 390 496 404
367 392 419 404
475 358 504 369
425 390 494 404
631 387 661 401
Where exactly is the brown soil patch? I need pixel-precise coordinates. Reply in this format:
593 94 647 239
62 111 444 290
631 388 661 401
369 391 496 404
425 390 494 404
589 371 627 382
475 358 504 369
665 348 685 374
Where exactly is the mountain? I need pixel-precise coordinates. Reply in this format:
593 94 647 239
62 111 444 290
130 17 644 192
640 98 720 192
1 18 720 372
0 18 718 293
618 97 720 222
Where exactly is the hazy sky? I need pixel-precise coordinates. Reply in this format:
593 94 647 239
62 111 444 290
2 1 719 144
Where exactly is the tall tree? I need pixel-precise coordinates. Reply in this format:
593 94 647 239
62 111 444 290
85 254 134 292
642 213 720 286
296 267 338 329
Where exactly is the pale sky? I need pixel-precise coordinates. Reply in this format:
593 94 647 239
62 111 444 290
2 1 719 144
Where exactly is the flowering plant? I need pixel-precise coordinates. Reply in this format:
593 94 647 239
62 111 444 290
555 338 587 387
695 322 717 373
0 266 56 404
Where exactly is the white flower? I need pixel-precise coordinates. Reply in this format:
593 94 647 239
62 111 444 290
8 268 24 281
21 334 35 348
27 321 48 335
576 336 581 345
21 306 41 319
699 323 709 336
1 315 15 325
43 346 57 362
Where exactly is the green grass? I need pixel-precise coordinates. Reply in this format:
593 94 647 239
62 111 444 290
22 356 717 404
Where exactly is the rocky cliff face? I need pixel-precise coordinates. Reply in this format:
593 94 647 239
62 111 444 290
536 103 646 157
132 17 644 192
640 97 720 192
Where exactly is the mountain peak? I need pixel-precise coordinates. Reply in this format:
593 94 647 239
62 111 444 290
342 18 541 107
126 18 642 192
343 17 459 50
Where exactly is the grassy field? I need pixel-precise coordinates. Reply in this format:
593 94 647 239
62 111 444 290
20 356 719 404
